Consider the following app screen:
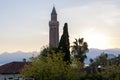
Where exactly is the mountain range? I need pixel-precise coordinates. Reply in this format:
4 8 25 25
0 51 39 65
85 48 120 64
0 48 120 65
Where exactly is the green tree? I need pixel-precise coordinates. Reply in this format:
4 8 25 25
71 38 89 63
109 54 120 65
90 58 94 64
21 53 84 80
95 52 108 67
58 23 70 62
40 46 57 57
40 46 50 57
98 64 120 80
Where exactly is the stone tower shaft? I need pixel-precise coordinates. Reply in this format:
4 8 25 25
49 6 59 48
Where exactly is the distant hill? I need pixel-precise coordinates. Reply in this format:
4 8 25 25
0 48 120 65
0 51 39 65
87 48 119 58
85 48 120 64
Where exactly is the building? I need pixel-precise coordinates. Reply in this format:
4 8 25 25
0 61 31 80
49 6 59 48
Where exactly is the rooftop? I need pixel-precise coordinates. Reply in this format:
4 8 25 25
0 62 31 74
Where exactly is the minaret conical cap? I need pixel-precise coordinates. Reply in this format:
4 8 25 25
51 6 57 15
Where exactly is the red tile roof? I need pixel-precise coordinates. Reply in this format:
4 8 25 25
0 62 31 74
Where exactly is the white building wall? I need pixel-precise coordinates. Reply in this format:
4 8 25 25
0 74 24 80
0 74 4 80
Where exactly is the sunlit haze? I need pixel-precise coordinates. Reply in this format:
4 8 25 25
0 0 120 53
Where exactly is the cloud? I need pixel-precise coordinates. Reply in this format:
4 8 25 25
60 1 120 31
59 1 120 48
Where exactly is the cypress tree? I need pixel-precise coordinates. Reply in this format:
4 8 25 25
58 23 70 62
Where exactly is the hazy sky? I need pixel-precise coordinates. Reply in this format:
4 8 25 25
0 0 120 53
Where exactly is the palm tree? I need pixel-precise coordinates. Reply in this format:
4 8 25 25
71 38 89 63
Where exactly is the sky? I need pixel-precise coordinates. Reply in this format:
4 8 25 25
0 0 120 53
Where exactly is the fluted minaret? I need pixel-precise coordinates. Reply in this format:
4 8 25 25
49 6 59 48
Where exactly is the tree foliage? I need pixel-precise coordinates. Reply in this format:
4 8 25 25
99 64 120 80
21 53 84 80
71 38 89 63
88 53 120 80
58 23 70 62
90 52 120 68
40 46 57 57
94 52 108 67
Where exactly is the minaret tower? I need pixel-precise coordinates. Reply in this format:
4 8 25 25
49 6 59 48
